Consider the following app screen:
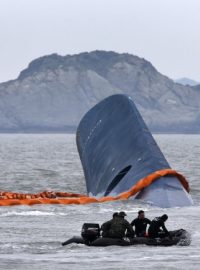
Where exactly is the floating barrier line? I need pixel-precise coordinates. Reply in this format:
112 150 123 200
0 169 189 206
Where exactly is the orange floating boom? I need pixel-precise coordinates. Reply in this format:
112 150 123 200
0 169 189 207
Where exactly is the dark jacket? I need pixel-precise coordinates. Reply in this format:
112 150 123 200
101 219 113 237
106 216 134 239
148 217 170 238
131 217 151 237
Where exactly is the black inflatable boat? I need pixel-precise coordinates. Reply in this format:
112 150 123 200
62 223 191 247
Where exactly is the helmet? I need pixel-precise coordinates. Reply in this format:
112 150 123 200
161 214 168 221
119 211 127 217
113 212 119 218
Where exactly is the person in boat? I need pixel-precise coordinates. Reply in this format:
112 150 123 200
102 211 134 239
131 210 151 237
148 214 171 239
101 212 119 237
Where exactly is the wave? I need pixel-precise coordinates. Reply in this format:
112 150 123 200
0 210 56 217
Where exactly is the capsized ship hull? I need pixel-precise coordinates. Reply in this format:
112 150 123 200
76 94 193 208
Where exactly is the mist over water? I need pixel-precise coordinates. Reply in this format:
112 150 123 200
0 134 199 270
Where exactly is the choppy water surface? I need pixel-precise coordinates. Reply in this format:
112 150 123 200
0 134 199 270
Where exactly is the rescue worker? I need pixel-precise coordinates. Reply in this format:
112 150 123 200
102 211 134 239
131 210 151 237
148 214 171 239
101 212 119 237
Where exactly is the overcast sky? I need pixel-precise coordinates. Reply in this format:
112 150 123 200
0 0 199 83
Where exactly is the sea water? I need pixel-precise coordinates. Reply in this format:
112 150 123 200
0 134 199 270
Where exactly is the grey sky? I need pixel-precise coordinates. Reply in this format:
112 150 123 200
0 0 199 83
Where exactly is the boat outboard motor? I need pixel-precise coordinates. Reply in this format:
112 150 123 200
81 223 100 244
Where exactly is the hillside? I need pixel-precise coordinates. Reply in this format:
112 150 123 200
174 77 199 86
0 50 200 133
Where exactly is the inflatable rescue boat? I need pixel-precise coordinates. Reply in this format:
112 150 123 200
62 223 191 247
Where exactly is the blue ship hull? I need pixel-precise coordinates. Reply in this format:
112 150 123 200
76 95 193 207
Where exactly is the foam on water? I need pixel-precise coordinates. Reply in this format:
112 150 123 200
0 210 57 217
0 134 200 270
